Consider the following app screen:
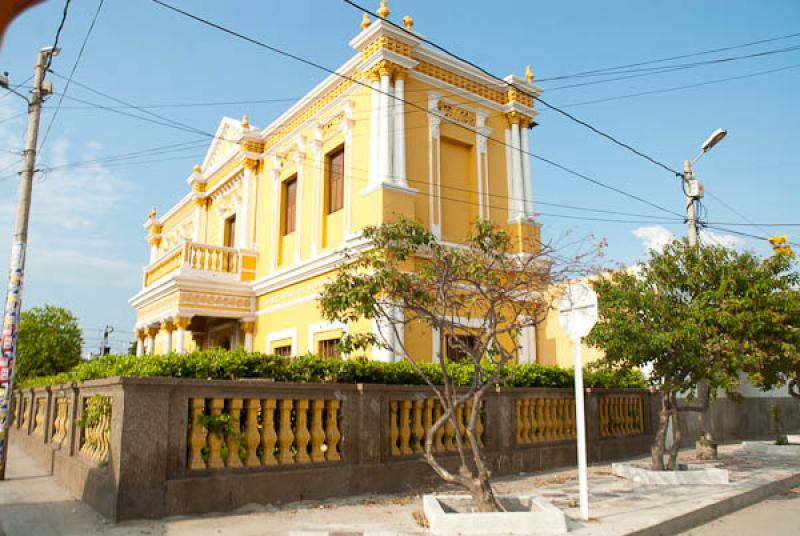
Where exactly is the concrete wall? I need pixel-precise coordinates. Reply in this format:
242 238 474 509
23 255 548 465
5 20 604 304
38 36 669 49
11 379 659 522
679 396 800 444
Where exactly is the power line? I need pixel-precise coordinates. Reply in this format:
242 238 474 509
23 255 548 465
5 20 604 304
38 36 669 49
560 63 800 108
536 30 800 82
703 190 774 237
341 0 683 178
543 45 800 91
39 0 105 156
149 0 683 220
44 0 73 72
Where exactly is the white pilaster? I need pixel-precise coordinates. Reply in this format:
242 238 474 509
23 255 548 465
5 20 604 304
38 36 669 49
343 101 355 237
518 323 537 364
269 156 281 272
379 72 393 184
192 203 201 242
135 337 144 357
521 124 534 217
432 327 441 363
310 127 323 256
293 146 305 265
510 121 525 220
392 77 407 187
369 77 381 186
476 111 490 220
239 166 252 248
428 93 442 239
146 334 155 355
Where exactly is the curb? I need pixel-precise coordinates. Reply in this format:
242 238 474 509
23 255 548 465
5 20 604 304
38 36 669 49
626 471 800 536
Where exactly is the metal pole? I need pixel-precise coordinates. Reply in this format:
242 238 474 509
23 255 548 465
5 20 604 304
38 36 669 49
684 159 698 249
573 336 589 521
0 46 56 480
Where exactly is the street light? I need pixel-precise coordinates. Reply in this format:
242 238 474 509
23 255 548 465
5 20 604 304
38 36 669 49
684 128 727 248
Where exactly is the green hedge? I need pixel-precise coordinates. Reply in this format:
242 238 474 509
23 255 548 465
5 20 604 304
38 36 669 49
17 349 646 390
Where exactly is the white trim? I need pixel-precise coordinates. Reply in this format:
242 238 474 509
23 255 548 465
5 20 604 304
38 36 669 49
428 92 442 239
266 328 298 355
518 323 537 364
504 128 514 219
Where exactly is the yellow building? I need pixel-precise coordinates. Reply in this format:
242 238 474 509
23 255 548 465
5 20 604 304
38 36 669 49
130 4 580 366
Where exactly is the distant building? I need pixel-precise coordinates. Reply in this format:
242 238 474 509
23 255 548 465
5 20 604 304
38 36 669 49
130 4 584 365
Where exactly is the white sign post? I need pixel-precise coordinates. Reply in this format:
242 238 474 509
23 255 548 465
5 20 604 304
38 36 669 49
558 282 598 521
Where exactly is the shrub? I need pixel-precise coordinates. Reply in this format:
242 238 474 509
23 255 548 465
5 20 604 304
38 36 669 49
17 348 645 390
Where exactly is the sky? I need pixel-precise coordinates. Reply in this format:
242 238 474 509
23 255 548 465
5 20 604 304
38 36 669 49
0 0 798 353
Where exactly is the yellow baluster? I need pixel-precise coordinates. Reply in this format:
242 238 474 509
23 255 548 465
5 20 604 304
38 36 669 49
412 400 425 452
400 400 413 455
325 399 341 461
557 399 566 440
188 398 207 470
295 399 311 463
206 398 225 469
423 399 434 451
225 399 243 468
456 403 466 448
278 399 295 464
310 400 326 462
434 401 445 452
260 399 277 465
389 401 400 456
515 400 523 443
570 399 577 439
637 397 645 433
444 406 456 451
600 398 609 437
532 399 542 442
244 399 261 467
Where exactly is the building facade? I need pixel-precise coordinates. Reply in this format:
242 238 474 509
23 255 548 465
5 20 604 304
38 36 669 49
129 5 566 364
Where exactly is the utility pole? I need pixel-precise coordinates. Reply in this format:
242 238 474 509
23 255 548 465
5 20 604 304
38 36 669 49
683 159 701 249
0 46 58 480
100 325 114 356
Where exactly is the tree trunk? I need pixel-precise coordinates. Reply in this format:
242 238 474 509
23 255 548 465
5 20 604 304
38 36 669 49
650 393 671 471
666 393 681 470
471 470 502 512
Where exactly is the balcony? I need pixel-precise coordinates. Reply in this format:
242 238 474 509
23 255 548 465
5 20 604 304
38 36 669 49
144 240 257 287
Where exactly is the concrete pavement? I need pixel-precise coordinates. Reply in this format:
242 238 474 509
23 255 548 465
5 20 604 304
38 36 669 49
1 443 799 535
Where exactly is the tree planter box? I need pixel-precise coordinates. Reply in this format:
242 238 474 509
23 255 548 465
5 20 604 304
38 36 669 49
742 436 800 456
423 494 568 535
612 462 729 485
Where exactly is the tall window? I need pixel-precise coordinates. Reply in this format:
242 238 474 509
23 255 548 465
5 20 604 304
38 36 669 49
283 176 297 235
318 338 340 359
327 146 345 214
445 334 478 363
223 215 236 248
273 345 292 357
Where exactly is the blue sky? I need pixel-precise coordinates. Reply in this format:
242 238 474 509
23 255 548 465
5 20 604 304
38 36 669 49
0 0 798 352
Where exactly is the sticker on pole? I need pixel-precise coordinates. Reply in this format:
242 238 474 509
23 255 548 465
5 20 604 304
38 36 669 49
558 282 598 340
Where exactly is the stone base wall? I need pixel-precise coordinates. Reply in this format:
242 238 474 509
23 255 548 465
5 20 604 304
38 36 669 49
10 378 659 521
680 396 800 443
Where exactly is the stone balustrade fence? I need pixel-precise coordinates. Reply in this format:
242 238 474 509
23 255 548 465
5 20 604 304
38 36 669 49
9 377 657 521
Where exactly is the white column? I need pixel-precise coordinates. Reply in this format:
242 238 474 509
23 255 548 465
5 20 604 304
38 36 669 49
392 76 407 187
521 123 534 217
164 328 173 355
372 317 393 362
176 327 186 354
518 323 537 364
379 70 393 184
244 330 254 352
504 127 515 220
368 75 381 187
428 93 442 238
510 121 525 220
146 333 155 355
135 333 144 357
432 327 441 363
192 202 201 242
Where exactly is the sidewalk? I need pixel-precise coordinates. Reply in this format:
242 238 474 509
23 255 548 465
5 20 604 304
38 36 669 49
1 443 798 536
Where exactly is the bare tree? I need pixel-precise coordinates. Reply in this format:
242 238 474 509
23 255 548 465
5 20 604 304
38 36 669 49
320 219 599 511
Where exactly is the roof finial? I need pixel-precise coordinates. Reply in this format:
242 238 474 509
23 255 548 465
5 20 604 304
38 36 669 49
402 15 414 30
193 163 201 174
525 65 534 83
360 12 371 30
147 207 156 222
377 0 390 19
241 113 250 129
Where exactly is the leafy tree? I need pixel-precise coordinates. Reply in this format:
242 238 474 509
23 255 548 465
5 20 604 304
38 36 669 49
320 219 597 511
585 240 800 470
16 304 82 381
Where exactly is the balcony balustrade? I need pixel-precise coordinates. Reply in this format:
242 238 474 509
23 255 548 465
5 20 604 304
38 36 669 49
144 240 257 287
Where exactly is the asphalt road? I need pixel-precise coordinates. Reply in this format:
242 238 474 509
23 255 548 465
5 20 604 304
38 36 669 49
680 487 800 535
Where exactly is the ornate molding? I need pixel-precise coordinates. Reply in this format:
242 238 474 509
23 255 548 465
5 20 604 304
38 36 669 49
437 100 476 127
